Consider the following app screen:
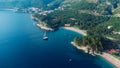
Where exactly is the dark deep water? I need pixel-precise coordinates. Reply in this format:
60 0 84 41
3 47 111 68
0 10 115 68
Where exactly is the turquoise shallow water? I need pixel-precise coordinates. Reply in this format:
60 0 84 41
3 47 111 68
0 10 115 68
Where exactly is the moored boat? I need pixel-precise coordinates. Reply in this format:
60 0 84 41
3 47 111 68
43 31 48 40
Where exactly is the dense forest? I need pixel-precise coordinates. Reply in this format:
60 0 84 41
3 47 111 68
34 0 120 28
74 35 118 54
34 10 110 29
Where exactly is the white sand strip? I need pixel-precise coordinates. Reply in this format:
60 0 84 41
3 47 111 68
62 27 87 36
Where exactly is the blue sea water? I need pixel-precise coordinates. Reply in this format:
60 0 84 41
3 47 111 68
0 10 116 68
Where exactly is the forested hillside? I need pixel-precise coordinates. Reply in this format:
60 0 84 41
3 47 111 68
0 0 64 9
34 0 120 40
34 0 120 28
0 0 120 40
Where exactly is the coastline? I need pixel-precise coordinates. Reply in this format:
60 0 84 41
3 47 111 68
36 25 120 67
37 24 53 31
62 27 87 36
101 52 120 68
71 42 120 68
1 8 118 67
63 27 120 68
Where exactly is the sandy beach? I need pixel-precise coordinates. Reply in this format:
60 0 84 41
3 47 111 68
101 53 120 68
62 27 87 36
71 42 120 68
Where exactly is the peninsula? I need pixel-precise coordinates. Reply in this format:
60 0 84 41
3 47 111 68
65 27 120 68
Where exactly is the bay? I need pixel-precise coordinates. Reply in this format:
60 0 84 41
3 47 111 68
0 10 115 68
